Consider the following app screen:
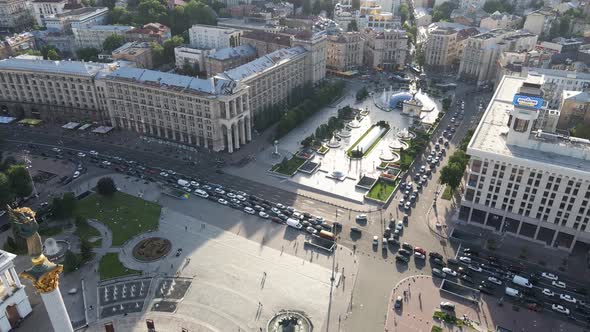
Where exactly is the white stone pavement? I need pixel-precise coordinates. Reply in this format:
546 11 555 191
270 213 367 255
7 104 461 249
78 173 358 332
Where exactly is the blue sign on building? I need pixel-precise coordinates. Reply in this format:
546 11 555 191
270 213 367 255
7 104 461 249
512 94 544 110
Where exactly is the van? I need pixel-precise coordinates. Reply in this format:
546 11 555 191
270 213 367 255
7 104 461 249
177 179 189 187
505 287 521 298
512 275 533 288
286 218 303 229
194 189 208 198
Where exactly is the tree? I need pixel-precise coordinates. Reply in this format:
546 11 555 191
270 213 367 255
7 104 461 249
63 250 80 273
399 4 409 24
482 0 514 14
109 7 132 25
52 192 77 219
97 177 117 196
559 17 571 36
303 0 312 14
0 173 13 206
356 86 368 101
163 35 184 63
41 45 60 60
439 162 464 192
432 2 458 22
80 239 93 262
7 165 32 198
138 0 168 25
47 49 60 60
347 19 358 32
103 34 125 52
150 42 165 66
77 47 99 62
442 97 452 112
103 0 116 9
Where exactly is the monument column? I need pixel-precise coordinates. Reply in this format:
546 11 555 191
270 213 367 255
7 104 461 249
42 286 73 332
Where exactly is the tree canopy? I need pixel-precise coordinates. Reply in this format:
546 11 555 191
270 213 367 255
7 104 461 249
348 19 358 32
97 177 117 196
482 0 514 14
108 7 133 25
432 2 458 22
399 4 409 24
0 173 12 207
77 47 100 62
103 34 125 52
6 165 32 198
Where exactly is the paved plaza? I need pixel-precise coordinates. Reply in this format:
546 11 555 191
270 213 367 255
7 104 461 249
73 173 357 332
384 276 584 332
228 83 441 203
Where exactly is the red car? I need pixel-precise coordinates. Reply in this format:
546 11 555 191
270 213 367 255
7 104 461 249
414 247 426 255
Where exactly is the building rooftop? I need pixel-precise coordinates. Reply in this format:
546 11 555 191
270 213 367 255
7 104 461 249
0 58 107 76
563 90 590 102
208 44 256 60
104 67 229 95
52 6 108 19
526 67 590 80
112 42 151 55
75 25 134 31
468 75 590 174
241 30 292 46
190 24 241 33
217 46 306 82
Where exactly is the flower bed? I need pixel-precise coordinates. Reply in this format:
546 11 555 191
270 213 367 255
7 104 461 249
271 156 306 176
317 145 330 155
365 177 399 204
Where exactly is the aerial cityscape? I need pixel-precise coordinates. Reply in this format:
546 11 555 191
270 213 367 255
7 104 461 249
0 0 589 330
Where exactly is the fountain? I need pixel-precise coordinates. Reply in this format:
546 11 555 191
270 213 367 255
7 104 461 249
348 118 361 129
337 128 351 138
396 128 415 141
42 238 69 261
327 135 341 148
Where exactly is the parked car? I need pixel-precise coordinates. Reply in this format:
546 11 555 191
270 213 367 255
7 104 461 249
440 302 455 310
552 281 567 289
487 277 502 285
394 296 403 308
552 304 570 315
541 272 558 281
396 255 409 263
459 256 472 263
429 252 443 260
432 268 446 278
542 289 555 297
442 267 457 277
560 294 577 304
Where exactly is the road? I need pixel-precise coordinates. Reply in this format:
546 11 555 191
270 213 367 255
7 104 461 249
2 79 492 331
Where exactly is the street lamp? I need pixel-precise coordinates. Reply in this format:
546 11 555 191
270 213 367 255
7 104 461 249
22 150 39 198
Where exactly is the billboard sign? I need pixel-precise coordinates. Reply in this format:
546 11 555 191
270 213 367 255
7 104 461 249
512 94 543 110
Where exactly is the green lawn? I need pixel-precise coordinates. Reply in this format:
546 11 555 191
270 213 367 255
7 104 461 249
74 219 102 247
431 326 443 332
99 253 140 280
366 179 397 202
271 156 306 176
76 192 161 246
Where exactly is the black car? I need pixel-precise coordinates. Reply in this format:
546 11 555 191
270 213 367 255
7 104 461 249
478 285 494 295
401 242 413 251
350 227 362 234
432 258 446 267
396 255 409 263
271 217 283 224
230 202 242 209
429 252 443 260
447 258 459 265
432 268 446 278
461 275 474 284
398 249 412 256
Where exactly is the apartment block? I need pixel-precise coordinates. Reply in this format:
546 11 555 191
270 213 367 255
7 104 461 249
240 30 292 56
73 25 134 50
111 42 154 69
31 0 67 26
363 28 408 71
524 68 590 108
459 75 590 252
424 23 478 72
479 12 522 30
188 24 242 49
326 32 364 73
0 32 35 60
44 7 109 33
556 91 590 132
459 29 537 85
0 0 31 30
125 23 171 44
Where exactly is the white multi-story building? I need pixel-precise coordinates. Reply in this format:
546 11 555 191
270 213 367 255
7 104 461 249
0 0 31 30
424 23 477 72
0 250 32 332
363 28 407 71
334 0 398 31
73 25 134 50
188 24 242 50
327 32 364 72
523 9 556 37
31 0 67 26
98 67 251 153
459 75 590 252
479 12 522 30
459 29 538 85
215 46 307 115
174 45 213 73
44 7 109 32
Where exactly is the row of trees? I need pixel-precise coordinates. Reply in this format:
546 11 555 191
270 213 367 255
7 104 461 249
439 129 474 194
275 81 346 138
432 1 458 22
151 35 185 66
301 106 358 147
253 83 315 132
482 0 515 14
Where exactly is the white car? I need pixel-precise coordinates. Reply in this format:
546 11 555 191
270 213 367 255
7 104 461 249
552 304 570 315
159 171 169 177
468 264 482 273
52 147 61 153
372 236 379 245
552 280 566 289
414 252 426 260
396 221 404 230
542 288 555 297
102 161 111 166
306 226 317 235
194 190 208 198
89 150 98 156
214 188 226 195
237 195 246 201
560 294 577 304
442 267 457 277
217 198 228 205
271 207 281 215
259 211 269 219
182 187 192 193
226 192 236 199
190 181 199 187
73 171 80 178
244 207 255 214
77 152 86 157
541 272 558 281
487 277 502 285
459 256 472 263
276 203 285 209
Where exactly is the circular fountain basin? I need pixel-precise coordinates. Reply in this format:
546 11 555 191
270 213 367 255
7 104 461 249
389 140 409 151
43 238 70 261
